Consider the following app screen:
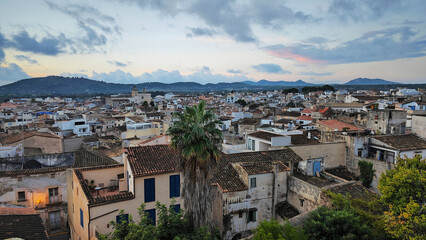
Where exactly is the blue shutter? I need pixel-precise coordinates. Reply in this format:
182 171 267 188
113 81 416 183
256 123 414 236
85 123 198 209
169 175 180 198
116 214 129 224
126 171 129 191
144 178 155 202
80 209 84 228
172 204 180 213
145 209 156 226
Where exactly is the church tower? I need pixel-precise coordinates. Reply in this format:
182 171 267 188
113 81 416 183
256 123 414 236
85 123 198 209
131 85 138 97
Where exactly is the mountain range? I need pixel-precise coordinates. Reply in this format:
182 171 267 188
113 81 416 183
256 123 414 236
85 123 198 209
0 76 409 97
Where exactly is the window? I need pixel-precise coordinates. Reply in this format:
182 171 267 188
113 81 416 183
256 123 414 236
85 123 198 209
250 178 256 188
247 209 257 223
116 214 129 224
49 187 59 204
80 209 84 228
248 138 251 150
252 140 255 151
17 176 22 182
169 175 180 198
171 204 180 213
145 209 156 226
357 149 363 157
239 212 243 218
300 198 304 207
144 178 155 202
17 191 26 201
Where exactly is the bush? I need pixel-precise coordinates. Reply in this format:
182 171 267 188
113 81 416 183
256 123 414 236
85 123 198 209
358 161 375 188
304 207 372 240
253 220 306 240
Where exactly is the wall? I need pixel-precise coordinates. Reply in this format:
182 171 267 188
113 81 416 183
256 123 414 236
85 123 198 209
412 115 426 139
0 170 68 233
349 156 393 192
69 170 90 240
287 176 323 213
221 171 288 240
64 137 83 152
290 143 346 170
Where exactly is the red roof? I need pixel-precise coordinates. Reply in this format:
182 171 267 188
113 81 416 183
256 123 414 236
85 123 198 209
318 107 330 114
301 108 313 114
296 115 313 121
317 120 361 132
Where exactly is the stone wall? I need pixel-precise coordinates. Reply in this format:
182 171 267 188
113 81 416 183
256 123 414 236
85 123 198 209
348 156 392 192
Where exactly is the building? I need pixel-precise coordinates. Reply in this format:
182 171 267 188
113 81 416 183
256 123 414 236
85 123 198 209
411 113 426 139
366 109 406 134
368 134 426 163
0 131 63 154
68 145 182 240
54 118 92 137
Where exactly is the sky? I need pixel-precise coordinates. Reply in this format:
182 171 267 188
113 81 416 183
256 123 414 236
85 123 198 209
0 0 426 86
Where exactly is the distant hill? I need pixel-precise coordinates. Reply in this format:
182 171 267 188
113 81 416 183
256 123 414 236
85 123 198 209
344 78 398 85
242 79 315 86
0 76 264 97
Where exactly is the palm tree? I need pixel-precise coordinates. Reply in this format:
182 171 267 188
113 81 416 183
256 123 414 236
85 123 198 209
167 100 222 229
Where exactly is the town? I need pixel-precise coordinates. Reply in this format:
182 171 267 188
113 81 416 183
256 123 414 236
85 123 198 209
0 85 424 239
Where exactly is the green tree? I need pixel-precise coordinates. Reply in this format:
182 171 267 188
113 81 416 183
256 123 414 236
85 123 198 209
304 207 372 240
236 99 247 107
378 155 426 239
253 220 306 240
167 101 223 229
358 161 376 188
282 88 299 94
142 101 149 108
150 100 155 107
286 101 296 108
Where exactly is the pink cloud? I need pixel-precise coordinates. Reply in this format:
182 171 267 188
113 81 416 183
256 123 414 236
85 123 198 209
265 48 325 64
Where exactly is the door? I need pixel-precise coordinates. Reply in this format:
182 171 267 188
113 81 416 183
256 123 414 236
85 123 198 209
313 161 321 176
49 211 61 230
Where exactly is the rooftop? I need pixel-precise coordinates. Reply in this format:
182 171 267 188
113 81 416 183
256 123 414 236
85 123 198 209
247 131 283 141
317 119 362 132
0 208 48 240
372 134 426 151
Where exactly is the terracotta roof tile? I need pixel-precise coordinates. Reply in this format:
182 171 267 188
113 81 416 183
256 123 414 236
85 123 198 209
317 119 362 132
248 131 283 141
126 145 179 177
372 134 426 151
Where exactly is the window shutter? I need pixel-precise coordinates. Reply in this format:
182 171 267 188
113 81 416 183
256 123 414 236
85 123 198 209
169 175 180 198
144 178 155 202
80 209 84 228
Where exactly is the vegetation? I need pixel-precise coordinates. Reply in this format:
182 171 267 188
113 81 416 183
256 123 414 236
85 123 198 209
167 101 222 228
282 88 299 94
301 85 335 93
304 207 372 240
235 99 247 107
253 220 306 240
378 155 426 239
98 202 218 240
358 161 376 188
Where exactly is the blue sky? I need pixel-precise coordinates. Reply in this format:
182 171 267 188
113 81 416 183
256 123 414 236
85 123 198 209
0 0 425 85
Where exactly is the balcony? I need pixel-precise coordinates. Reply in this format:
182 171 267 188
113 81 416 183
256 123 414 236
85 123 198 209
46 194 62 206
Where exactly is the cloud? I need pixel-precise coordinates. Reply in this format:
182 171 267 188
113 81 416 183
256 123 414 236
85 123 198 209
300 71 333 76
44 1 121 53
0 32 8 63
11 31 68 55
252 63 291 74
0 63 30 84
228 69 243 74
264 27 426 64
186 27 217 38
14 55 38 64
107 60 131 67
120 0 314 43
90 66 253 84
328 0 401 22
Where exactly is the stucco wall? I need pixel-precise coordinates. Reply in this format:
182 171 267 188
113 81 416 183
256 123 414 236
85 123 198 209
287 176 323 213
290 143 346 170
412 115 426 139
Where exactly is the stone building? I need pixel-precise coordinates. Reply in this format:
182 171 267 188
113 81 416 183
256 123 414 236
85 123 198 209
366 109 406 134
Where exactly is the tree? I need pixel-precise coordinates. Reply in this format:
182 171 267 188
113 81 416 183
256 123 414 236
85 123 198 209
142 101 149 108
378 155 426 239
98 202 218 240
358 161 375 188
304 207 372 240
253 220 306 240
150 100 155 107
286 101 296 108
167 101 223 229
282 88 299 94
235 99 247 107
